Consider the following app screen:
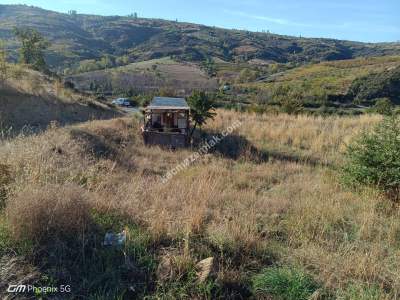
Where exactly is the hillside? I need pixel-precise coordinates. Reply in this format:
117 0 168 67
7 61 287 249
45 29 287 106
234 55 400 110
62 54 400 113
0 64 120 134
1 4 400 73
67 57 219 94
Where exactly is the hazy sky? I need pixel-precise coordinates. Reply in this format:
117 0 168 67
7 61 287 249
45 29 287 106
1 0 399 42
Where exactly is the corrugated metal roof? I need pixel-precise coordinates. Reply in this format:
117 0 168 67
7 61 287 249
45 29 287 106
147 97 189 110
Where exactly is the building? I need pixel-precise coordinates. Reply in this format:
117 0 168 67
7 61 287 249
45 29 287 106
141 97 190 148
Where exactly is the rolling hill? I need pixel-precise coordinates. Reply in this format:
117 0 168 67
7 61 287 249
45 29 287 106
67 57 219 95
238 55 400 107
1 4 400 73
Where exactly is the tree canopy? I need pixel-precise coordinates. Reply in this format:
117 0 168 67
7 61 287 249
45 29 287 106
187 91 216 136
13 27 49 72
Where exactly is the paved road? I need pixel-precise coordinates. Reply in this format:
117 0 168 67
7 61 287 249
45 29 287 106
121 107 141 114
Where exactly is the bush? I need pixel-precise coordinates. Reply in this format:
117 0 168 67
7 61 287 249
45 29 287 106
373 98 393 115
252 267 319 300
280 98 303 115
342 117 400 200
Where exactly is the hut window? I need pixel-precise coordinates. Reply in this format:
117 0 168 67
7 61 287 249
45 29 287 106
152 113 161 125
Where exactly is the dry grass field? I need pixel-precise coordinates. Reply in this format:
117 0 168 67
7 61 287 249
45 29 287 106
1 109 397 299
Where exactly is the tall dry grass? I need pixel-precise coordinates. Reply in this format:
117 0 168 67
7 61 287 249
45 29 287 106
207 110 381 164
6 184 91 244
0 110 396 297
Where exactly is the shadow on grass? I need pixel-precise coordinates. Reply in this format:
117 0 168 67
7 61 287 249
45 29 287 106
196 130 331 167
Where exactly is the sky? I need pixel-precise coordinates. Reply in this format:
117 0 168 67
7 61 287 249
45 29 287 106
1 0 399 43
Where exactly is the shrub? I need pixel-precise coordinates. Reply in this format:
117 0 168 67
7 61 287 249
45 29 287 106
252 267 319 300
373 98 393 115
280 98 303 115
342 117 400 200
6 183 91 244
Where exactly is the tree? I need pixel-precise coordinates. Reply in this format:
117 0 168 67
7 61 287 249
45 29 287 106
202 57 216 76
13 28 49 72
0 40 8 84
100 55 114 69
187 91 216 137
238 68 257 83
342 116 400 200
159 88 177 97
116 55 129 66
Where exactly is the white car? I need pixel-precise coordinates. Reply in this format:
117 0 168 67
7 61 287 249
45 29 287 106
112 98 131 107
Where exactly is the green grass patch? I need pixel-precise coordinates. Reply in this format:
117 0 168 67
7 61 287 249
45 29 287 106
252 266 320 300
339 282 385 300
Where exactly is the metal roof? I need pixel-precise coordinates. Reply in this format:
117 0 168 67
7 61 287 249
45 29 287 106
146 97 190 110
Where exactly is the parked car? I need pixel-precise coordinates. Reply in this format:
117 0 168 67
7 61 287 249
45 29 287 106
111 98 131 107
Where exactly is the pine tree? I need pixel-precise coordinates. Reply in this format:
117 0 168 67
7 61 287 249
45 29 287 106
13 28 50 72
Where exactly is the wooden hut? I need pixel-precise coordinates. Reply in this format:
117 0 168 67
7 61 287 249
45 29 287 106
141 97 190 148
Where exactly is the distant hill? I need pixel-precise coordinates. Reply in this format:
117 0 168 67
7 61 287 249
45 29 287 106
1 4 400 73
66 57 219 95
222 55 400 113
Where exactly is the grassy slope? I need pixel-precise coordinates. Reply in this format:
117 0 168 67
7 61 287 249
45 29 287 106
213 55 400 112
0 64 121 134
2 110 398 299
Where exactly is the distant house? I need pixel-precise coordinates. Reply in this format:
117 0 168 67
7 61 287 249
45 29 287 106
141 97 190 148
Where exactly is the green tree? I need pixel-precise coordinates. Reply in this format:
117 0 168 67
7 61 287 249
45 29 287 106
187 91 216 136
342 116 400 200
116 55 129 66
238 68 257 83
0 40 8 84
13 28 49 72
100 55 114 69
202 57 216 76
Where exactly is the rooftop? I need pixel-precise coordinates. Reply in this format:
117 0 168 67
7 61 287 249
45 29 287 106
146 97 190 110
